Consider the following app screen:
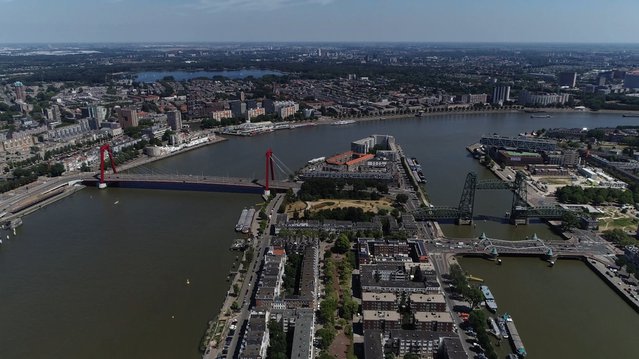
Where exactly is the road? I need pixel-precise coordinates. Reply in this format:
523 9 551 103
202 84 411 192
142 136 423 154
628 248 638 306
0 172 89 218
430 252 475 356
208 193 284 359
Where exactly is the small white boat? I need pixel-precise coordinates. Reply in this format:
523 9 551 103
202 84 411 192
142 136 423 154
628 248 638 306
114 201 119 205
186 279 191 285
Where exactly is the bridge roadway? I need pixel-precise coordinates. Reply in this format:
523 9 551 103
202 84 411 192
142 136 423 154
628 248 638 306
83 173 300 194
427 235 617 259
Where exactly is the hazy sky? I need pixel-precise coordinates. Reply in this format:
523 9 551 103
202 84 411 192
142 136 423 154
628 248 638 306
1 0 638 43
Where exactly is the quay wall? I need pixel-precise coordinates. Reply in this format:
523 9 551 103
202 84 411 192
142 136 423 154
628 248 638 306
584 257 639 313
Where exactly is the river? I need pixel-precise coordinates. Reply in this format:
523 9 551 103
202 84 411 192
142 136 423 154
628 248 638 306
459 257 639 359
1 111 638 358
0 189 257 358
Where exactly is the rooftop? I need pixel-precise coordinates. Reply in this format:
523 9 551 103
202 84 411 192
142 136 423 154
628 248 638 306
414 311 454 323
363 310 401 321
362 292 397 302
409 293 446 304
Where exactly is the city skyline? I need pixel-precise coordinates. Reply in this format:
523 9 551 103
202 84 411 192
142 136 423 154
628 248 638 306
1 0 639 43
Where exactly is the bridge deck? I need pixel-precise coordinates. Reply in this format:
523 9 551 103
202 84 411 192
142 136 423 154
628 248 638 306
84 173 300 193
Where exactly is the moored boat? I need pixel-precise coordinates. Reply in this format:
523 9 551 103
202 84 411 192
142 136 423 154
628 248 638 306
480 285 498 312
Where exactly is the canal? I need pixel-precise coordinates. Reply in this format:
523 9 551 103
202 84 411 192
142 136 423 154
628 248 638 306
1 111 638 357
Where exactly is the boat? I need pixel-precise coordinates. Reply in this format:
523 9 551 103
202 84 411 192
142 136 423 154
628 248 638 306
2 218 22 230
307 156 325 164
498 317 509 339
241 208 255 233
332 120 356 126
480 285 498 312
503 314 527 357
488 317 501 337
530 114 551 118
235 209 248 232
622 114 639 117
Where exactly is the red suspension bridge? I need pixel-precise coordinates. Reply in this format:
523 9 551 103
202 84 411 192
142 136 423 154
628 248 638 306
85 147 300 194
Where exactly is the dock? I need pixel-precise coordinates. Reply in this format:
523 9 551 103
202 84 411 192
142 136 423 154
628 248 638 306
466 142 482 153
466 142 486 158
503 314 527 357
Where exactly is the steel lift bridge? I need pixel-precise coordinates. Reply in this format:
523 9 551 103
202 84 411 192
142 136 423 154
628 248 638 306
414 171 565 225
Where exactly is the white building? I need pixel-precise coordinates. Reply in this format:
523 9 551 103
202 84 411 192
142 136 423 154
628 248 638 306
460 93 488 104
492 85 511 105
518 90 570 106
211 110 233 121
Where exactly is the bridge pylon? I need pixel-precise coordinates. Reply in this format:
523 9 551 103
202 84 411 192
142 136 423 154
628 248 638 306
264 148 275 197
98 144 117 189
510 171 529 225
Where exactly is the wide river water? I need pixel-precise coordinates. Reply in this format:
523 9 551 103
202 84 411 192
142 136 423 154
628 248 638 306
1 111 638 358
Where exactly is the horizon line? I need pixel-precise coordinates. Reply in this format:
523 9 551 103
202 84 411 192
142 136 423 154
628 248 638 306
2 40 639 46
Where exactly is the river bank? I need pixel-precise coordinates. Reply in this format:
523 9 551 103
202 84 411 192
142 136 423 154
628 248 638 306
118 133 227 172
314 106 639 127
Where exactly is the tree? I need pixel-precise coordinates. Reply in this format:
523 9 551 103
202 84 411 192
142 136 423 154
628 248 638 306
561 211 579 231
603 228 637 246
201 118 216 129
334 234 351 254
319 296 338 324
316 326 336 349
340 297 358 319
464 285 485 309
49 163 65 177
162 129 174 142
318 352 335 359
266 320 287 359
587 129 606 141
404 354 420 359
396 193 409 204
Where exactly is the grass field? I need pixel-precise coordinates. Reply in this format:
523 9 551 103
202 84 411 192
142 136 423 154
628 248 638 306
285 198 394 216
